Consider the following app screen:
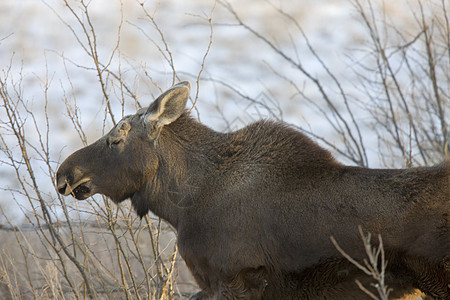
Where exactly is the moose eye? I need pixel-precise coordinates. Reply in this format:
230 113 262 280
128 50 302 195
109 138 123 147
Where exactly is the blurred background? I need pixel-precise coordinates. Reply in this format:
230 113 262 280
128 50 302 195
0 0 448 298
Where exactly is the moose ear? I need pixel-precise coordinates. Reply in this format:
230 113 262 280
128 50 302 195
143 81 190 126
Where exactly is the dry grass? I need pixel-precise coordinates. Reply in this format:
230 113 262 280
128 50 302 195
0 0 448 299
0 214 196 299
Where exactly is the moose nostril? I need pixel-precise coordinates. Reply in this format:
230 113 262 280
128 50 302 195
58 183 67 194
57 173 72 195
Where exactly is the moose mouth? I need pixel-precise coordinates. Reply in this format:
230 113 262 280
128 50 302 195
59 177 93 200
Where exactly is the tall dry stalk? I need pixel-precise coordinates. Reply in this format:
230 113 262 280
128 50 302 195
219 0 448 168
331 227 391 300
0 0 215 298
1 0 447 299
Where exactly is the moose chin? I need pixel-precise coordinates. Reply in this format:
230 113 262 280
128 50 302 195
57 81 450 300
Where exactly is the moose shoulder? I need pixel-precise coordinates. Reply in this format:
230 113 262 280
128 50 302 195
57 81 450 300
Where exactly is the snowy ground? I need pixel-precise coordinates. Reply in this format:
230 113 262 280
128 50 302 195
0 1 444 299
0 0 442 223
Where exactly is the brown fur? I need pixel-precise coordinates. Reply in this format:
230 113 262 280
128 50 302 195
57 82 450 299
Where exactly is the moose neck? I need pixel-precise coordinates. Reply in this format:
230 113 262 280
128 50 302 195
135 113 222 229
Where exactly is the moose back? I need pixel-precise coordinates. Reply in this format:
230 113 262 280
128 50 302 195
57 81 450 299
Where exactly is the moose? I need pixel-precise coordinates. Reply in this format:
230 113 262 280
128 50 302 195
57 81 449 299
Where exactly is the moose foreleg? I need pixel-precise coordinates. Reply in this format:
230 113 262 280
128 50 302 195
189 267 268 300
402 255 450 299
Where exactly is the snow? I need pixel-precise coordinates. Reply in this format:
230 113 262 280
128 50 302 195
0 0 444 223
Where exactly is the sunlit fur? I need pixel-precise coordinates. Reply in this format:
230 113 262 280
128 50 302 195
57 84 449 299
